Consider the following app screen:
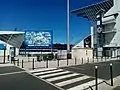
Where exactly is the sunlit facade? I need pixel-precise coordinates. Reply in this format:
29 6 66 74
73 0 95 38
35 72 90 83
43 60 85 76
72 0 120 58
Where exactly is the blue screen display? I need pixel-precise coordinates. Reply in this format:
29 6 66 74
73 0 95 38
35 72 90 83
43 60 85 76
24 31 53 47
0 44 6 50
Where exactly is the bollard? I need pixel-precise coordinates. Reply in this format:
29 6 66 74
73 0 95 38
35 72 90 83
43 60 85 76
32 58 35 70
3 49 6 64
57 59 59 67
22 60 24 68
75 58 77 65
93 58 94 62
110 63 113 86
95 66 98 90
46 60 48 68
97 57 98 62
28 57 30 62
101 57 102 62
11 59 13 64
82 58 83 64
67 58 68 66
105 56 106 61
87 57 89 63
17 59 19 66
13 60 15 65
8 55 9 61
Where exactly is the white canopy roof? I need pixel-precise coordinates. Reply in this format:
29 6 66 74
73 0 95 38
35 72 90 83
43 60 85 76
0 31 25 35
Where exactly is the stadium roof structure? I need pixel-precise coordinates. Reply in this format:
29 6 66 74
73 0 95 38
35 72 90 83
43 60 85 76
0 31 25 48
71 0 114 23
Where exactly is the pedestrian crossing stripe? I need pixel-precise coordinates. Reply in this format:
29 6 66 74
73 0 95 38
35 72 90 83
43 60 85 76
55 76 90 87
34 69 63 76
30 68 103 90
47 73 79 82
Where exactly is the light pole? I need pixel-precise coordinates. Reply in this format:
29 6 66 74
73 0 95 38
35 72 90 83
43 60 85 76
67 0 70 55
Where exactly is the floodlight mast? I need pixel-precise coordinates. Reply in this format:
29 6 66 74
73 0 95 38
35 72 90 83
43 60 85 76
67 0 70 54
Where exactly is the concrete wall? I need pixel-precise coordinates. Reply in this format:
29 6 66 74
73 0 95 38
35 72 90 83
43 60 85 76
103 0 120 47
72 48 93 60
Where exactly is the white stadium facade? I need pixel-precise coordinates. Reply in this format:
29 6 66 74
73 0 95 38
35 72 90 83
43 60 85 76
72 0 120 59
0 30 24 56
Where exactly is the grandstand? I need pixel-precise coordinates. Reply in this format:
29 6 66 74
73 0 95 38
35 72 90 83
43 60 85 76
71 0 120 58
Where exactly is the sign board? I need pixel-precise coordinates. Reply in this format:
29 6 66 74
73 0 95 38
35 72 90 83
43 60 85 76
24 31 53 47
0 44 6 50
10 47 15 57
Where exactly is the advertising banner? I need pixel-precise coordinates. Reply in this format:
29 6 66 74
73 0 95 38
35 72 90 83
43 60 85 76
24 31 53 48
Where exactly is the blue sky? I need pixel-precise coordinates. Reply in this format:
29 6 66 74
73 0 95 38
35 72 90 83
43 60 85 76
0 0 104 44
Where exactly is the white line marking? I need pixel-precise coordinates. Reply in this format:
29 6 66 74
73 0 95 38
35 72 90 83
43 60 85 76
47 73 80 82
0 71 26 76
34 69 63 75
0 64 14 67
30 68 56 73
55 76 90 87
67 79 103 90
40 71 70 78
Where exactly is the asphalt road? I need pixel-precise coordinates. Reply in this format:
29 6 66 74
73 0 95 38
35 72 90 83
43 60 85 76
0 66 60 90
60 60 120 80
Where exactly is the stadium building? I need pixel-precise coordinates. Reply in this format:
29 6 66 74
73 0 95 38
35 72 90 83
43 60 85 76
72 0 120 59
0 30 73 60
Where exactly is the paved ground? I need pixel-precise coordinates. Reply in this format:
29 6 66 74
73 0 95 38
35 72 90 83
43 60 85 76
29 60 120 90
1 57 120 90
60 60 120 80
0 65 61 90
30 67 103 90
112 86 120 90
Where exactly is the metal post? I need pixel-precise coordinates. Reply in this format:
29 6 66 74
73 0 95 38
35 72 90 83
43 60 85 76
3 49 6 63
57 59 59 67
28 55 29 62
75 58 77 65
97 57 98 62
13 59 15 65
17 59 19 66
82 58 83 64
46 59 48 68
11 57 12 64
101 56 102 62
32 58 34 70
8 55 9 61
105 54 106 61
87 57 89 63
117 50 118 60
95 66 98 90
67 58 68 66
22 60 24 68
67 0 70 54
110 63 113 86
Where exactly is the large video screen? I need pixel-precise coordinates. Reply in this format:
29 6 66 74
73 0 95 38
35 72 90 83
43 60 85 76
24 31 53 47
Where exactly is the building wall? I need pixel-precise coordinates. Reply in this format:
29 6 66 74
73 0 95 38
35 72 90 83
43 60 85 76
103 0 120 47
72 48 93 60
0 40 19 56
